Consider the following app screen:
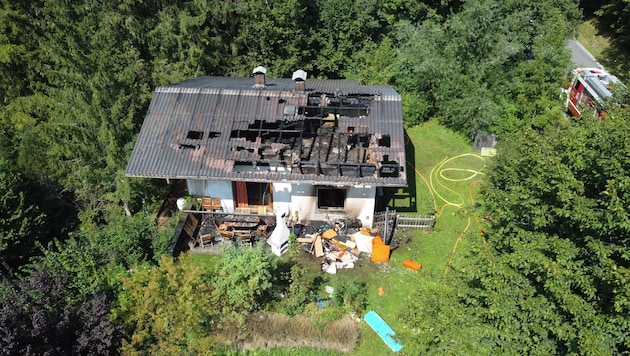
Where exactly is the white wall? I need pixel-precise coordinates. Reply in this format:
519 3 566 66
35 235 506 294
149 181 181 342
186 179 235 212
272 182 292 216
290 184 317 222
289 184 376 228
187 179 377 226
346 185 376 227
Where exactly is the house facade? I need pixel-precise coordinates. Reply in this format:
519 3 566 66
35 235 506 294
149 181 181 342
125 68 407 227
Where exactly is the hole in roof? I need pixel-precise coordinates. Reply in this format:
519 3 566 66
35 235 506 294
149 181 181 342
208 131 221 138
278 99 286 104
187 130 204 140
179 144 199 150
380 165 399 177
379 135 391 147
236 146 255 153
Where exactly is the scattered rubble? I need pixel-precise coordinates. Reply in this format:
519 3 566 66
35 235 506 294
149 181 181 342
291 218 391 273
191 213 394 272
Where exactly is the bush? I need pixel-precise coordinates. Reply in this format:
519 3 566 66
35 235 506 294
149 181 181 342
114 254 215 354
277 263 321 317
331 278 367 314
212 245 278 327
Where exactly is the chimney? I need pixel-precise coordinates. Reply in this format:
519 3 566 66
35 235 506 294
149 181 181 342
253 66 267 87
292 69 307 91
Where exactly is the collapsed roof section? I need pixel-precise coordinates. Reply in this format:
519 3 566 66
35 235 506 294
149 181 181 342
126 72 407 187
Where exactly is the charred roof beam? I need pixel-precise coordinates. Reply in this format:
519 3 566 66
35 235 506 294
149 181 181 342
323 129 334 162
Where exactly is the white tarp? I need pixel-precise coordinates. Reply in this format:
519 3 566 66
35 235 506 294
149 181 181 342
353 231 375 254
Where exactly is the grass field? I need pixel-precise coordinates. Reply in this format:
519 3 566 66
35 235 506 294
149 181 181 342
189 119 486 354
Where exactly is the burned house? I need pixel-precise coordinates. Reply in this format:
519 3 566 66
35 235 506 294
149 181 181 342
125 67 407 227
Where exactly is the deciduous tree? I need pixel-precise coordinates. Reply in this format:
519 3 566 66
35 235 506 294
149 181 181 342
470 112 630 353
0 269 120 355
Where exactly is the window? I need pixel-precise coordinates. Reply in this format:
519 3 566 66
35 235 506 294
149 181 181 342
317 187 346 211
246 183 272 205
234 182 273 207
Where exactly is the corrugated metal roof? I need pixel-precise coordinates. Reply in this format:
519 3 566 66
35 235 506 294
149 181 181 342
126 76 407 187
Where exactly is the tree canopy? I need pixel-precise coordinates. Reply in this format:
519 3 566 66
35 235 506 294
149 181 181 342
466 110 630 353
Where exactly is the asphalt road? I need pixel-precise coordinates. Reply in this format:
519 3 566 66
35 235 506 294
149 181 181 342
567 39 601 69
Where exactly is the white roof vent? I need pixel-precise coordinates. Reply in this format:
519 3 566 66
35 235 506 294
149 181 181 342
253 66 267 74
292 69 307 81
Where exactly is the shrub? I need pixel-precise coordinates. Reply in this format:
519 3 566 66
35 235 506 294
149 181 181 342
212 245 278 327
0 270 120 355
331 278 367 314
114 254 215 354
277 263 320 316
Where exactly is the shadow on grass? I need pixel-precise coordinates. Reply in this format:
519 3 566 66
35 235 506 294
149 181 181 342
599 45 630 81
379 130 417 213
586 13 630 81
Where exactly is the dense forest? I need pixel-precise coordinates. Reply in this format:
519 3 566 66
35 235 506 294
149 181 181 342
1 0 629 354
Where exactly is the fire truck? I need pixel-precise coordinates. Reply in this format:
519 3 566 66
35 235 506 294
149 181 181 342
566 67 622 118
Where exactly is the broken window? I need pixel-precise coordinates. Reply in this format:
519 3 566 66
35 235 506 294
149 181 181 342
317 187 346 211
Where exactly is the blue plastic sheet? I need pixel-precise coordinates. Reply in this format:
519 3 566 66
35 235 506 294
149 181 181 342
364 310 403 352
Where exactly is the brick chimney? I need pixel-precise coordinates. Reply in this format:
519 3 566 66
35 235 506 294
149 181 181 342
253 66 267 87
292 69 307 91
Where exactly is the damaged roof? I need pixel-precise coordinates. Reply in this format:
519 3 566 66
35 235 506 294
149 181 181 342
125 74 407 187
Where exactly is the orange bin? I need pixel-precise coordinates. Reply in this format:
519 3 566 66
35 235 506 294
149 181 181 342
371 237 390 263
402 259 422 271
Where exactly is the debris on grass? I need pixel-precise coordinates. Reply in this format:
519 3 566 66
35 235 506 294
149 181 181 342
293 220 393 272
402 259 422 271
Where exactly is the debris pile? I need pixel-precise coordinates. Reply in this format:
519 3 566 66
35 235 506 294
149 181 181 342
295 220 390 274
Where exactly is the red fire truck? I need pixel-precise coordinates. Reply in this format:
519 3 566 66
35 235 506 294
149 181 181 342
566 67 622 118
